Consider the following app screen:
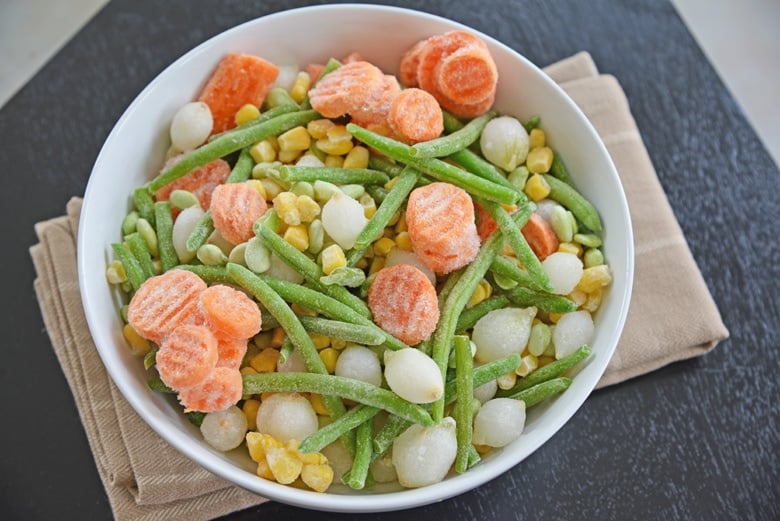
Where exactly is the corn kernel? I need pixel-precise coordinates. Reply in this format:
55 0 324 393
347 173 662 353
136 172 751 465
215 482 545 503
256 459 275 480
309 394 329 416
526 146 554 174
235 103 260 126
310 333 331 350
290 71 311 104
583 287 604 313
515 354 539 377
369 256 386 276
250 348 281 373
240 366 259 377
558 241 583 256
384 176 399 190
330 338 347 350
359 193 377 219
497 370 517 390
529 128 546 149
474 444 492 455
316 136 353 156
307 119 335 139
373 237 396 257
278 126 312 152
284 224 309 251
301 464 334 492
568 289 588 307
242 399 261 428
260 178 283 200
319 348 339 373
250 139 277 163
266 447 303 484
295 194 321 223
320 243 346 275
395 231 413 251
274 192 301 225
548 312 563 324
467 279 492 308
122 323 151 356
271 327 286 347
577 264 612 293
343 145 370 169
324 154 344 168
386 209 401 226
524 173 551 201
106 260 127 285
394 211 407 233
246 432 282 462
355 257 369 270
253 330 274 349
244 179 268 200
300 451 327 465
278 148 302 163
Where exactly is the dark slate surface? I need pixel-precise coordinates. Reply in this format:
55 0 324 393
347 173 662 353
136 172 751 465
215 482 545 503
1 0 778 519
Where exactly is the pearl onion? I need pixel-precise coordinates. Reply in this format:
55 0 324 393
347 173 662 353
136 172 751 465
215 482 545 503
542 252 584 295
472 398 526 447
383 348 443 404
479 116 529 171
170 101 213 152
320 190 368 249
384 247 436 286
255 393 318 443
334 345 382 387
392 417 457 488
200 405 248 451
171 206 204 263
472 307 536 363
553 310 594 359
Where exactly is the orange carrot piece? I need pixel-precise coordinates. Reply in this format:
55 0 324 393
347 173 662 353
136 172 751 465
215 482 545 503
521 213 560 260
387 88 444 143
178 366 244 413
155 325 218 390
215 336 249 370
415 31 485 97
153 158 231 210
474 201 499 243
368 264 440 345
399 38 427 87
438 91 496 119
405 182 481 274
306 63 325 84
209 182 268 245
307 61 385 118
341 51 366 64
198 53 280 135
436 45 497 105
127 269 207 343
349 74 401 128
200 284 262 340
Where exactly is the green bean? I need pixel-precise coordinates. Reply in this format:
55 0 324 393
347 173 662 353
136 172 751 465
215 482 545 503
121 211 139 236
353 166 419 251
505 286 577 314
147 377 174 393
455 295 510 334
278 337 293 364
111 243 146 291
443 353 521 403
523 115 541 133
280 166 389 185
410 111 497 158
264 87 299 109
372 413 411 458
448 148 519 192
185 209 214 253
344 417 374 489
442 110 466 133
124 232 155 279
133 187 156 225
496 345 591 397
175 264 231 284
542 174 602 232
453 336 474 474
299 405 380 453
549 152 574 186
478 199 552 291
154 202 178 271
365 185 389 204
345 246 368 268
298 316 385 345
507 377 571 406
466 444 481 469
226 147 254 183
437 267 464 308
346 123 521 205
143 346 157 370
242 372 433 426
147 109 320 193
368 155 404 178
489 254 546 291
208 103 300 142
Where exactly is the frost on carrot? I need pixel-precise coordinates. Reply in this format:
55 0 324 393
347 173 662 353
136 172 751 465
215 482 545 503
210 182 268 245
198 53 280 135
178 366 244 413
307 61 385 119
153 158 231 210
521 213 560 260
155 324 219 390
200 284 263 340
387 88 443 144
350 74 402 128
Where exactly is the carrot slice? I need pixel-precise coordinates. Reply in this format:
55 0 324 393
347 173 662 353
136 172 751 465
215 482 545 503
200 284 262 340
405 182 481 274
474 201 499 243
153 158 231 210
436 45 497 105
215 336 249 370
155 325 218 390
349 74 401 128
521 213 560 260
438 91 496 119
210 182 268 245
178 366 243 413
127 269 207 343
198 53 280 135
368 264 440 345
307 61 385 118
306 63 325 84
399 38 427 87
415 31 485 97
387 88 443 143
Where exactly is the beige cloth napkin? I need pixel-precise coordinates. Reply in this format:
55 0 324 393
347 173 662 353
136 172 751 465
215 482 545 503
29 52 728 520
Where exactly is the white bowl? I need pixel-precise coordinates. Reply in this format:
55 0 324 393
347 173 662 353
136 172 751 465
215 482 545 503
78 3 633 513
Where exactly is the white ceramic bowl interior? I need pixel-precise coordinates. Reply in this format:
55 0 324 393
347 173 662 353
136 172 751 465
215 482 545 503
78 4 633 512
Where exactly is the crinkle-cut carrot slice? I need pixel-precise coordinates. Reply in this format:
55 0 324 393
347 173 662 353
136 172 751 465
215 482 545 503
436 45 498 105
399 38 427 87
350 74 401 128
474 201 499 243
405 182 481 274
306 63 325 84
438 90 496 119
154 159 231 211
368 264 440 345
200 284 262 340
415 31 486 96
387 88 443 144
178 366 243 413
127 269 207 343
155 324 218 390
198 53 280 135
307 61 385 118
210 182 268 245
215 335 248 370
521 212 560 260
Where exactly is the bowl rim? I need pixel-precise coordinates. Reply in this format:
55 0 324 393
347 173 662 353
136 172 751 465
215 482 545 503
78 3 634 512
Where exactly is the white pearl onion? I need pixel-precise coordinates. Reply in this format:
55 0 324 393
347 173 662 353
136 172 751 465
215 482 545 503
384 247 436 286
334 345 382 387
171 206 204 263
472 398 526 447
542 252 583 295
479 116 529 171
553 310 594 359
200 405 248 451
392 417 457 488
320 190 368 249
472 307 536 363
383 348 443 404
255 393 318 443
170 101 213 152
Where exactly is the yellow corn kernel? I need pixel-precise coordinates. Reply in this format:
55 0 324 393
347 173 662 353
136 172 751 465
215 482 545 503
526 146 554 174
250 139 277 163
394 211 407 233
260 391 277 402
515 354 539 377
354 257 369 270
235 103 260 126
524 173 551 201
384 176 399 190
373 237 396 257
250 348 281 373
266 447 303 484
558 241 583 256
244 179 268 200
395 231 412 251
278 126 312 152
386 209 401 227
106 260 127 285
368 256 386 276
316 137 353 156
289 71 311 104
324 154 344 168
122 324 151 356
246 432 282 462
300 451 327 466
320 243 346 275
330 338 347 350
310 333 331 350
548 312 563 324
497 370 517 390
260 178 283 200
290 303 315 316
271 327 286 348
274 192 301 225
307 119 336 139
284 224 309 251
242 399 261 428
474 444 492 455
256 459 275 480
583 287 604 313
253 330 274 349
309 394 329 416
343 145 370 169
295 194 321 223
240 366 258 377
467 279 492 308
278 148 302 164
529 128 546 149
359 193 377 219
301 464 334 493
319 348 339 373
568 289 588 307
285 438 300 452
577 264 612 293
